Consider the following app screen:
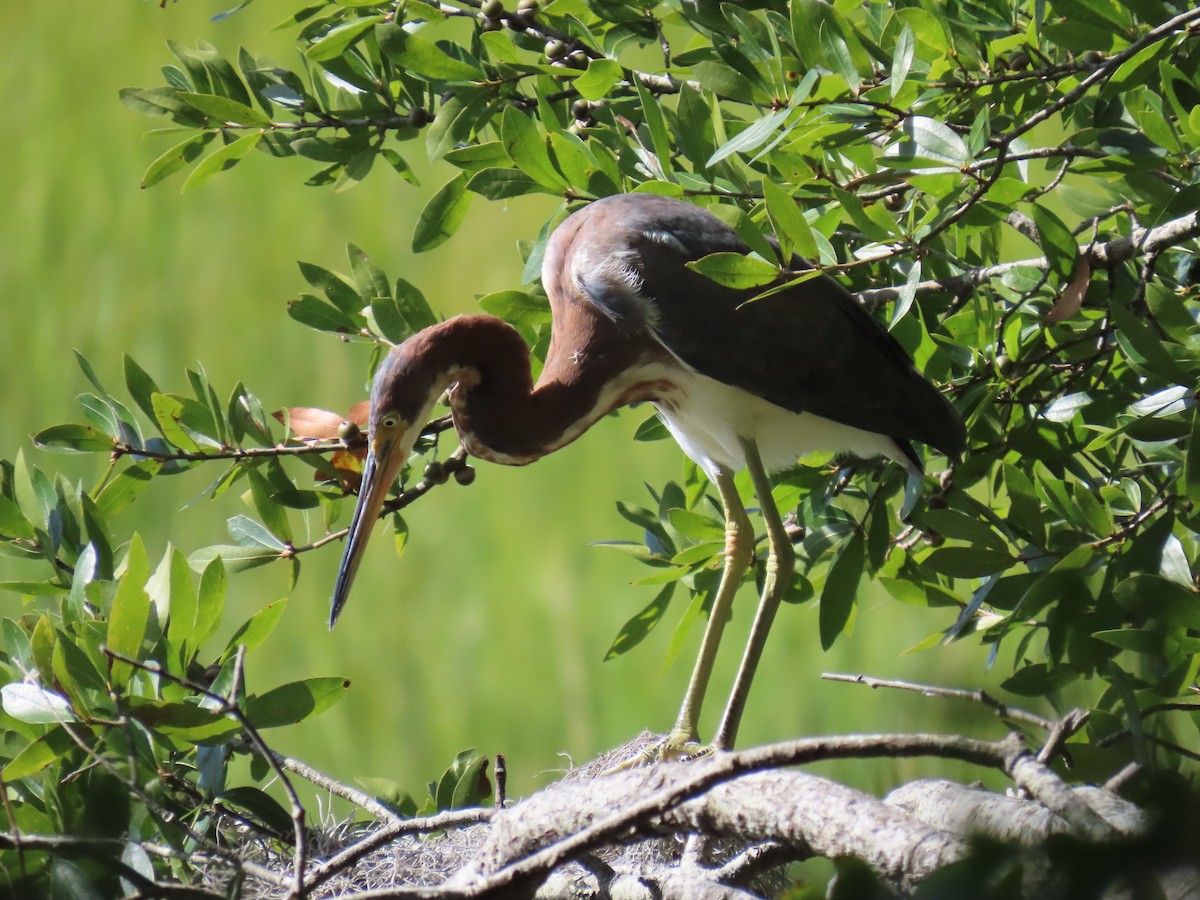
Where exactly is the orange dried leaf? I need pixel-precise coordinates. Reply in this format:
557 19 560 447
326 449 364 492
273 406 345 440
348 401 370 427
1046 258 1091 324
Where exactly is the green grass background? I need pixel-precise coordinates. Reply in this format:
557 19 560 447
2 2 1016 806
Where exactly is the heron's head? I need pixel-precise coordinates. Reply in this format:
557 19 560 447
329 347 439 628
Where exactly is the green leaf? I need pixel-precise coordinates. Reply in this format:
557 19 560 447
917 509 1010 555
298 261 361 313
95 461 161 519
763 179 817 262
178 92 271 126
0 494 35 540
707 108 789 167
141 133 216 188
1114 575 1200 629
1029 204 1078 282
1092 628 1164 654
31 424 114 454
818 18 860 91
412 172 471 253
150 393 200 453
890 25 915 100
1107 297 1189 384
685 252 778 290
160 547 197 661
182 132 262 193
924 546 1015 578
188 543 279 573
349 243 391 303
634 413 670 442
305 16 385 62
123 355 161 422
106 534 151 689
635 78 674 178
194 558 227 648
573 58 623 101
1001 663 1078 697
376 21 483 80
605 585 675 661
3 725 75 780
245 676 349 728
667 508 722 541
1186 408 1200 506
819 532 864 650
466 168 547 200
885 116 969 166
287 293 361 335
501 107 568 193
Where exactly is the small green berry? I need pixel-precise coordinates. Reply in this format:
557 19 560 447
338 421 362 444
423 461 448 485
454 465 477 486
545 39 567 60
481 0 504 17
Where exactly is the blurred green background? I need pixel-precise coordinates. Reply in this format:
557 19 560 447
2 2 1013 804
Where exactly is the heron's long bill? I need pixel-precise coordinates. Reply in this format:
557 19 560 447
329 436 408 629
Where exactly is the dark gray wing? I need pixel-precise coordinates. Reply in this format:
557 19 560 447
573 194 966 459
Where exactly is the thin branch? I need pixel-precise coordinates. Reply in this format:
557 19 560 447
267 751 405 825
821 672 1058 731
855 209 1199 305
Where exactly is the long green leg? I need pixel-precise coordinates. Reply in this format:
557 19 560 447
666 465 753 748
712 437 796 751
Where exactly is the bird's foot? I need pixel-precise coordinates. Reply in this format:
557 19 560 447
601 732 712 773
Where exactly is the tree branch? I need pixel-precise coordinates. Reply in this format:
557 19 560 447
855 210 1199 305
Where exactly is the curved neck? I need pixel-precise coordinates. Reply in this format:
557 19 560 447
406 315 663 465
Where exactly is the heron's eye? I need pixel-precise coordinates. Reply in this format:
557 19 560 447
380 414 400 430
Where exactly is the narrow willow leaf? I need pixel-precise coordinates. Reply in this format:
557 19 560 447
1186 408 1200 506
178 92 271 126
819 532 864 649
245 676 349 728
500 107 567 192
707 108 789 167
763 179 817 262
107 534 151 689
194 558 227 648
412 172 471 253
31 424 114 454
141 133 216 188
3 726 75 780
376 21 482 80
600 585 676 662
891 25 914 99
220 598 288 662
182 132 262 193
305 16 384 62
685 252 778 289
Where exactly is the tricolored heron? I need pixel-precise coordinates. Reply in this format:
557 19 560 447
330 193 964 754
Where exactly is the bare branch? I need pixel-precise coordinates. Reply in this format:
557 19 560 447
855 209 1199 305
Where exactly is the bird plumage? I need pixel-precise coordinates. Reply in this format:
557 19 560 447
543 193 965 475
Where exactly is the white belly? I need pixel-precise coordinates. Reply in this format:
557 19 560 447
653 368 913 478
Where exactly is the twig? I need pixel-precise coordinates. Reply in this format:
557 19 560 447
267 751 406 825
854 209 1199 305
821 672 1057 731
